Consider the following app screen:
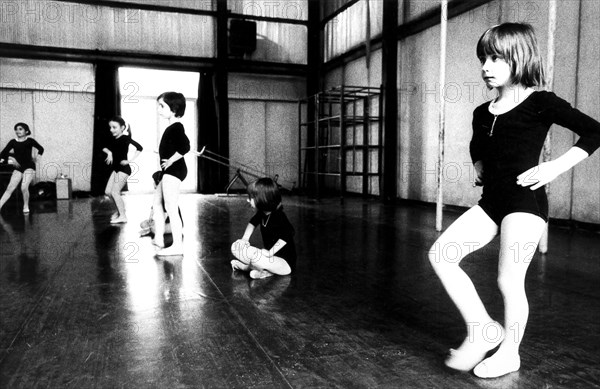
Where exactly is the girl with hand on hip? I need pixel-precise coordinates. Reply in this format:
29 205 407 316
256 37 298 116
102 116 143 224
429 23 600 378
153 92 190 256
0 123 44 213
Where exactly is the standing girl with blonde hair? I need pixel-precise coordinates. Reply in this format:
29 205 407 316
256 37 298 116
429 23 600 378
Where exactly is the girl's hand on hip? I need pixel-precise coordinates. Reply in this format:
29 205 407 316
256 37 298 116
232 239 250 250
517 161 562 190
120 160 129 166
9 157 21 169
160 159 172 169
474 160 484 186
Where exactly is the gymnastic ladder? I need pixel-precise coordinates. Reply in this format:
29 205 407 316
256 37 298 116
196 146 294 195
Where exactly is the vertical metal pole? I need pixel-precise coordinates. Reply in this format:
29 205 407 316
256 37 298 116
436 0 448 232
539 0 557 254
340 86 346 197
298 100 303 189
382 0 398 202
363 93 370 195
327 94 333 196
314 94 320 197
216 0 230 191
352 93 357 177
378 85 384 197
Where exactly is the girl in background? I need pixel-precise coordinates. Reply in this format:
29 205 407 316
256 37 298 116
102 116 143 224
153 92 190 256
0 123 44 213
231 177 296 279
429 23 600 378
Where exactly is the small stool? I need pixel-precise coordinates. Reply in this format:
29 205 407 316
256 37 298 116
56 177 72 200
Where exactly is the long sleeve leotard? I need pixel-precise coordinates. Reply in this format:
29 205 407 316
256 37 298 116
470 91 600 224
250 206 297 271
0 138 45 172
106 135 143 176
158 122 190 181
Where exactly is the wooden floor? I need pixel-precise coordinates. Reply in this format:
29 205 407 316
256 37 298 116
0 194 599 388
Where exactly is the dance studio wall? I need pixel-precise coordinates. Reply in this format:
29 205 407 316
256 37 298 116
563 0 600 223
324 48 383 196
0 0 214 58
397 6 492 208
396 0 600 223
0 58 95 192
228 74 306 192
321 0 599 223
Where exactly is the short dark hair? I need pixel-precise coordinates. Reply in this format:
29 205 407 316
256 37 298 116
247 177 281 213
157 91 186 118
14 122 31 135
476 23 545 88
109 115 126 128
109 115 131 134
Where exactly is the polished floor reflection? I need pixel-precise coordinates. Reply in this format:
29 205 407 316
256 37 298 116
0 194 599 388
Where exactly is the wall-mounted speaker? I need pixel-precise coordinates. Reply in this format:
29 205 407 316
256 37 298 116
229 19 257 56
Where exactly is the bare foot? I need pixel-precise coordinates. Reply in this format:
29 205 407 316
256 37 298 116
157 246 183 256
110 217 128 224
250 270 274 279
231 260 250 271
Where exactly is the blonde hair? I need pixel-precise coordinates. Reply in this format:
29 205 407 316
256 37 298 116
476 23 546 88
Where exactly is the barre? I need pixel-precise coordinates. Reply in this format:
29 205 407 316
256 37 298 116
193 146 295 192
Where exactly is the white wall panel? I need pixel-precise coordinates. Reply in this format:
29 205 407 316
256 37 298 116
572 0 600 223
0 0 214 57
0 58 95 191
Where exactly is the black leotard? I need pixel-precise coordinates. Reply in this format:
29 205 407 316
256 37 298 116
106 135 143 176
470 91 600 224
158 122 190 181
250 206 297 271
0 138 44 172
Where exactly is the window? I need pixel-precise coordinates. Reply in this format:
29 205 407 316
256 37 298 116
118 67 199 193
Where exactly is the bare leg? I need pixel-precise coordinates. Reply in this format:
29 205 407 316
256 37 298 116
109 171 129 223
21 169 35 212
250 253 291 277
231 239 291 276
152 181 166 248
474 212 546 378
157 174 183 255
0 170 23 211
231 259 251 271
428 205 502 371
104 171 116 217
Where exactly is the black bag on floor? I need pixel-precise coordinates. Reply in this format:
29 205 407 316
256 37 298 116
30 181 56 201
